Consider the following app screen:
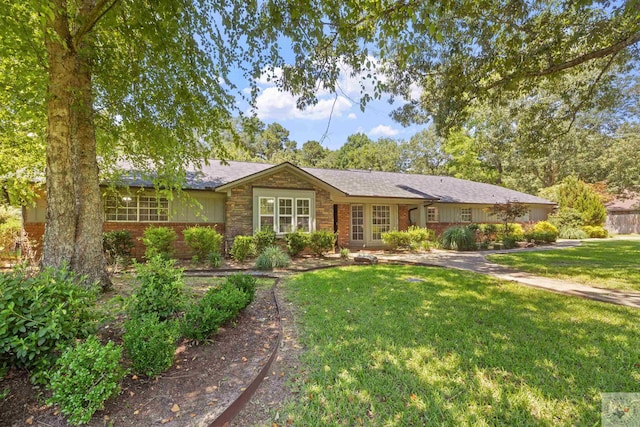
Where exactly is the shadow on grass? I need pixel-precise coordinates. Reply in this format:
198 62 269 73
283 265 640 426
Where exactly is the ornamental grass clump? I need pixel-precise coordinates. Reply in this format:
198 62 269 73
441 226 476 251
255 246 291 270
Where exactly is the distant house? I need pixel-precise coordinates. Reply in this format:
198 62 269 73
23 160 555 257
606 193 640 234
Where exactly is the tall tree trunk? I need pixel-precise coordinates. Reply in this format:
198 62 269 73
71 40 111 290
42 5 77 269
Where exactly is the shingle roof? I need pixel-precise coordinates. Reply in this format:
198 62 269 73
116 160 554 205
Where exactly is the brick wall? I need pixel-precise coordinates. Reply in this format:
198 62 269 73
398 205 410 231
24 222 224 260
336 204 351 247
224 169 335 246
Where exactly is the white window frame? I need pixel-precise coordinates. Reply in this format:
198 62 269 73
426 206 439 223
460 207 472 222
351 205 364 241
254 190 316 235
277 197 294 233
371 205 391 241
105 193 169 222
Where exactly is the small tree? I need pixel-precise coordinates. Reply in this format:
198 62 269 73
486 200 530 236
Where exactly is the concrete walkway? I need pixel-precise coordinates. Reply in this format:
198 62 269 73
376 241 640 309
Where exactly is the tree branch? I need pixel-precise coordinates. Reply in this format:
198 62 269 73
73 0 120 46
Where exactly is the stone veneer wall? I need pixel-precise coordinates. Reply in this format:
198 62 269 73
23 222 225 260
224 169 334 247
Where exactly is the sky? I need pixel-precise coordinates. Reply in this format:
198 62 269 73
235 62 428 151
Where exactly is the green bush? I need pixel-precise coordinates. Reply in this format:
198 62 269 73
131 256 185 319
441 226 476 251
581 225 608 238
559 227 589 240
340 248 350 259
0 215 21 257
123 313 178 378
226 273 257 303
525 221 558 243
208 251 222 268
141 225 176 260
102 230 134 265
496 223 525 241
381 230 410 250
230 235 256 261
181 284 249 341
502 235 518 249
47 336 125 425
540 176 606 226
255 246 291 270
285 230 309 257
0 266 99 384
182 226 223 262
253 229 276 254
308 231 336 257
549 207 583 230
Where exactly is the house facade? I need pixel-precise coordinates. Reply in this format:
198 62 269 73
23 160 555 257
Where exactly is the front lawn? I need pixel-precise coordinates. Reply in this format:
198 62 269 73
487 239 640 292
282 265 640 426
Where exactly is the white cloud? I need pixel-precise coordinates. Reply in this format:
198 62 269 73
368 124 399 137
254 86 352 121
347 113 357 119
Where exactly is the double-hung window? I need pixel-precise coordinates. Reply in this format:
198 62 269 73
351 205 364 241
460 207 472 222
105 193 169 222
256 193 314 234
427 206 439 223
372 205 391 240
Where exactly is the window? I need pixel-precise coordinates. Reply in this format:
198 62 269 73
257 195 313 233
461 207 472 222
372 205 390 240
351 205 364 241
259 197 275 231
427 206 439 222
296 199 311 232
105 194 168 222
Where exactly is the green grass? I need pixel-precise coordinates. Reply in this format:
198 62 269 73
282 265 640 426
487 240 640 292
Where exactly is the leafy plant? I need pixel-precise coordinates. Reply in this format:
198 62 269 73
0 266 99 384
253 229 276 254
123 313 179 378
381 230 410 250
102 230 134 266
496 223 525 241
308 231 336 257
230 235 256 261
581 225 608 238
486 200 530 235
549 207 583 230
441 226 476 251
558 227 589 240
255 246 291 270
502 235 518 249
340 248 350 259
47 336 125 425
141 225 176 260
0 213 21 258
285 229 309 257
208 251 222 268
181 284 249 341
182 226 223 261
383 227 433 251
131 256 185 319
524 221 559 243
226 273 257 303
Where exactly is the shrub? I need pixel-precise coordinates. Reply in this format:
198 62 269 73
255 246 291 270
525 221 559 243
102 230 134 265
181 284 249 341
0 215 21 258
208 251 222 268
230 235 256 261
285 230 309 257
502 235 518 249
308 231 336 256
253 229 276 254
540 176 606 226
47 336 125 425
0 266 99 384
558 227 589 240
123 313 178 378
381 230 410 250
479 223 498 240
141 225 176 260
131 256 185 319
182 226 223 262
549 207 583 230
441 226 476 251
340 248 350 259
496 223 525 241
582 225 608 238
226 273 257 303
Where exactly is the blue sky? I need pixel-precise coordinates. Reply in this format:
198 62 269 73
236 62 428 151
